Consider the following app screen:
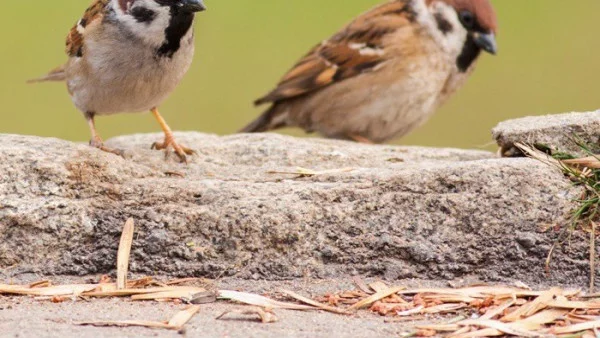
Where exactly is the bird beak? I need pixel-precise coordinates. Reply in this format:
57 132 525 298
181 0 206 12
473 32 497 55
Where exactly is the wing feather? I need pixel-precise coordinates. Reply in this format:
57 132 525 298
255 1 416 105
66 0 111 57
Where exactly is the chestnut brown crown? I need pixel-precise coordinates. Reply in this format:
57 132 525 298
429 0 498 34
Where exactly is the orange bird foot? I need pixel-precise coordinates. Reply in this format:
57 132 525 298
151 136 196 163
89 137 124 157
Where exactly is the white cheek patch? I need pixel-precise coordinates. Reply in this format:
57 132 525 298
112 0 172 48
434 3 468 55
416 0 468 58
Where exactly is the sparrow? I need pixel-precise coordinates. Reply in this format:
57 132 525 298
241 0 498 144
31 0 206 162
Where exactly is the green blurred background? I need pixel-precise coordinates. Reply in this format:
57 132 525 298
2 1 599 149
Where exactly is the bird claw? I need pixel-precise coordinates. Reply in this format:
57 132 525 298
347 134 374 144
89 138 124 157
151 138 196 163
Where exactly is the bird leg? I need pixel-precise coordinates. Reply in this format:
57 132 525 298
150 108 195 163
86 113 123 156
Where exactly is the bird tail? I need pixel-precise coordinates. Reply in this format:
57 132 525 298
27 65 67 83
239 105 288 133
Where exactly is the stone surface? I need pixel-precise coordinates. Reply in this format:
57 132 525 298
493 110 600 156
0 132 587 285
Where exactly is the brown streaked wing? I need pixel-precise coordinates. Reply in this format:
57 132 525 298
66 0 111 57
255 0 415 105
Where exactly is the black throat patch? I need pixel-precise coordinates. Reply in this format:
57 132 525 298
456 35 481 72
156 7 194 58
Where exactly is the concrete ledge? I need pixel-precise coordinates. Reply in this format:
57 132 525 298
493 110 600 156
0 132 584 284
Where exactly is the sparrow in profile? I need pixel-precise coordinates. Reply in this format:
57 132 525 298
31 0 206 162
241 0 498 144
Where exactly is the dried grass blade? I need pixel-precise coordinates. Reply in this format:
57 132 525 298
396 305 424 317
167 305 201 328
368 281 390 293
545 300 600 309
127 277 153 288
591 222 597 294
422 303 467 314
76 320 173 329
422 294 476 303
399 286 519 298
548 320 600 334
415 324 460 332
513 281 532 290
29 280 51 288
448 326 473 337
515 143 562 168
399 286 549 301
166 278 205 286
267 167 354 176
457 319 540 337
563 157 600 169
545 242 557 276
279 289 350 315
480 299 515 320
477 286 578 298
384 315 426 323
562 289 582 297
0 284 97 296
0 284 28 294
511 309 568 330
450 328 503 338
218 290 314 310
352 276 373 294
132 288 206 301
349 286 405 310
501 287 561 321
117 218 135 290
189 291 218 304
216 307 278 323
567 314 600 323
83 286 196 297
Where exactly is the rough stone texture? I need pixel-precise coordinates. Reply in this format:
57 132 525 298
0 132 587 285
493 110 600 156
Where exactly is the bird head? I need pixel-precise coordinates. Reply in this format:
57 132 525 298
432 0 498 55
447 0 497 55
426 0 497 71
112 0 206 55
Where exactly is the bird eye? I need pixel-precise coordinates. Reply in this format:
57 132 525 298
459 11 476 29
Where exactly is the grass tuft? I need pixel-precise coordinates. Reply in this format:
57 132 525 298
517 139 600 291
